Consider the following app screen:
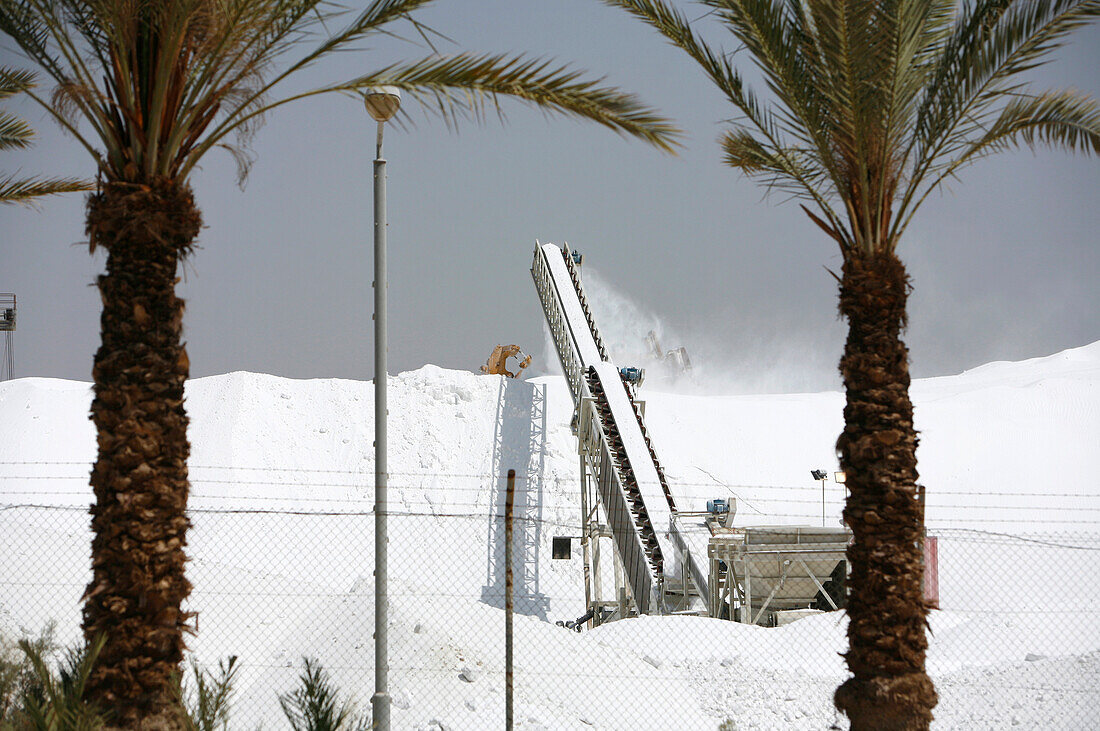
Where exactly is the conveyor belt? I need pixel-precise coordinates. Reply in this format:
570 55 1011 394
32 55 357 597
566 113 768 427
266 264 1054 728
531 242 708 613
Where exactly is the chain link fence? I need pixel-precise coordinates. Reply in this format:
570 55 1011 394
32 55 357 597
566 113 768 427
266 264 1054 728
2 474 1099 729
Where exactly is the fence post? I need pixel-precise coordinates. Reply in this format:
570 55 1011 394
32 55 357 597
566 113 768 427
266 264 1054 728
505 468 515 731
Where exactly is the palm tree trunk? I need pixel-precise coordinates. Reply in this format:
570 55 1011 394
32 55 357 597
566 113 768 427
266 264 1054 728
833 250 937 730
82 179 201 730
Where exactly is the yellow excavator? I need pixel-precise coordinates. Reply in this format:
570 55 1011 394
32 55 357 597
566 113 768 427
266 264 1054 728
480 344 532 379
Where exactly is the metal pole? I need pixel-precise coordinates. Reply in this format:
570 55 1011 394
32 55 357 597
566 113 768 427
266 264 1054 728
822 478 826 527
579 454 593 623
372 121 391 731
505 468 516 731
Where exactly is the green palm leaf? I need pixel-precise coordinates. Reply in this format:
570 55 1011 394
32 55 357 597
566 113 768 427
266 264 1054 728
937 88 1100 177
0 65 92 203
0 0 679 186
0 108 35 150
0 173 91 204
0 66 36 150
913 0 1100 179
264 52 680 148
603 0 853 244
609 0 1099 253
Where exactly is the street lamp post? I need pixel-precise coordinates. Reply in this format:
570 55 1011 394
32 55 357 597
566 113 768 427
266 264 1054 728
366 87 401 731
811 469 828 527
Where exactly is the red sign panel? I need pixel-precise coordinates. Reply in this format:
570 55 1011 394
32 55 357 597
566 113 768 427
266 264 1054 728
923 536 940 608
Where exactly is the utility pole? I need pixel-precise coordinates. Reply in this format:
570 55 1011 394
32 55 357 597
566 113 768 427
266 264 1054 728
365 88 401 731
505 468 516 731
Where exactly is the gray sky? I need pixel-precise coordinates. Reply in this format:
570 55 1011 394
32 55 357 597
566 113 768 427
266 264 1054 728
3 1 1099 393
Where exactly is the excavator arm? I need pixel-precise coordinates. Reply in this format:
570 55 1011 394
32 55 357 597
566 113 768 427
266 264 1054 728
479 344 532 379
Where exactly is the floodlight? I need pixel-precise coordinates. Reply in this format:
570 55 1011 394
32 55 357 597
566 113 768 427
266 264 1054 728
810 469 827 481
364 87 402 122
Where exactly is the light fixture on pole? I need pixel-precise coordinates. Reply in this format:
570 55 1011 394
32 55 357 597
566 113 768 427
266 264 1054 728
366 87 402 156
811 469 828 527
366 85 400 731
0 293 15 381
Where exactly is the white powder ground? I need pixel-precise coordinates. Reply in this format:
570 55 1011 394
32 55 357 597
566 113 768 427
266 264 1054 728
1 342 1098 729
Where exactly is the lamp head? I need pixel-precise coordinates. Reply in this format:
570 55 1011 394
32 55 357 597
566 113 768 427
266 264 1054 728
364 87 402 123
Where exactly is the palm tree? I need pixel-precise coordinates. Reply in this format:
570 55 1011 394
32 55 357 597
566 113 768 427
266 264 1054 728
0 66 89 203
0 1 678 727
602 1 1098 728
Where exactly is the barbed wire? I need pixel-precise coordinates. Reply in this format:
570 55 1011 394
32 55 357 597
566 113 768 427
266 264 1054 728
5 502 1100 534
4 489 1099 518
1 462 1096 497
3 478 1099 507
929 528 1100 550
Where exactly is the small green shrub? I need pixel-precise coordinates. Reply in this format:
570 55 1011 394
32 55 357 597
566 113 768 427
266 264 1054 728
1 624 58 725
15 634 107 731
279 658 370 731
176 656 240 731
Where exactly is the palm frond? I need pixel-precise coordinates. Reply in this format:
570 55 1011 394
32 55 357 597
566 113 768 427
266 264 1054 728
0 173 93 205
977 88 1100 154
0 2 67 84
801 0 883 247
914 0 1100 172
0 2 109 164
304 0 440 61
601 1 744 106
0 65 35 98
901 87 1100 230
185 50 681 177
869 0 955 239
0 60 93 202
897 0 1100 241
351 53 680 148
609 0 1095 257
2 0 677 187
602 0 850 238
712 0 834 152
0 109 34 150
720 129 835 199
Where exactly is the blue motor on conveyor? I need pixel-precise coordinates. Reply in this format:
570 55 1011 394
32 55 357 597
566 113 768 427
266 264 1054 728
706 498 729 514
619 367 645 386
